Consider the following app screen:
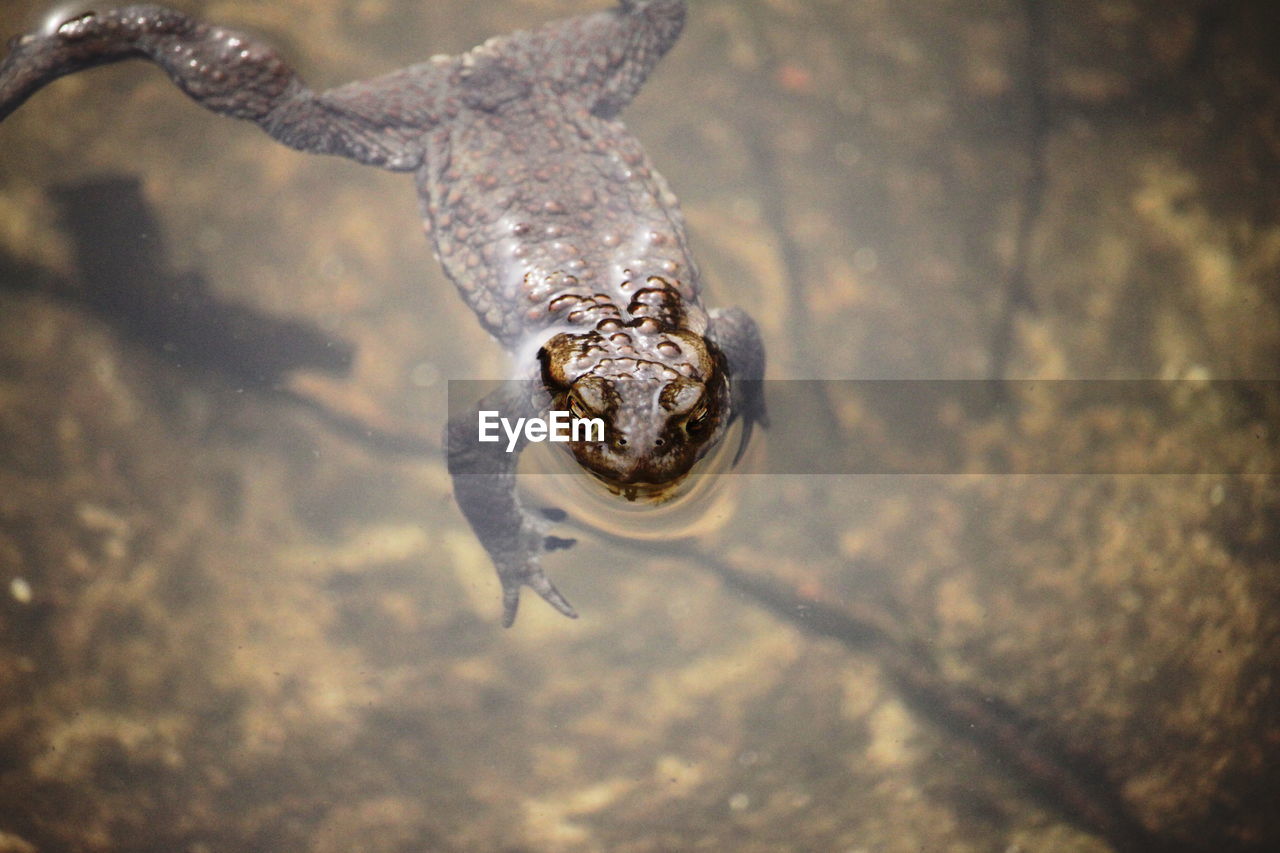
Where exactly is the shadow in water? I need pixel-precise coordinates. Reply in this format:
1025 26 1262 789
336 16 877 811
2 175 1269 853
0 176 353 387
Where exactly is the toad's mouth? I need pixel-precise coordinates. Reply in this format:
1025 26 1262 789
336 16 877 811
586 468 690 503
518 422 746 543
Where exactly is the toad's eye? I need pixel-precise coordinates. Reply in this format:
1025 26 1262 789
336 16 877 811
685 403 710 434
567 393 591 421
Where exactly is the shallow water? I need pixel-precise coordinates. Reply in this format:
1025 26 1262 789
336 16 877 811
1 1 1278 850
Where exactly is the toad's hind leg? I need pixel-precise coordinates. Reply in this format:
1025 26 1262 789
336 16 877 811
493 0 686 118
0 4 442 170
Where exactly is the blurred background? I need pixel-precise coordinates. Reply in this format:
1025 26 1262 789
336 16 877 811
0 1 1277 850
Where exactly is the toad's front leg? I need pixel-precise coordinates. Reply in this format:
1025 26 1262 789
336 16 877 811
0 4 437 169
708 307 769 462
445 384 578 627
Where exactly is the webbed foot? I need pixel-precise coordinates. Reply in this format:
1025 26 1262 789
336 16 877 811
497 558 578 628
